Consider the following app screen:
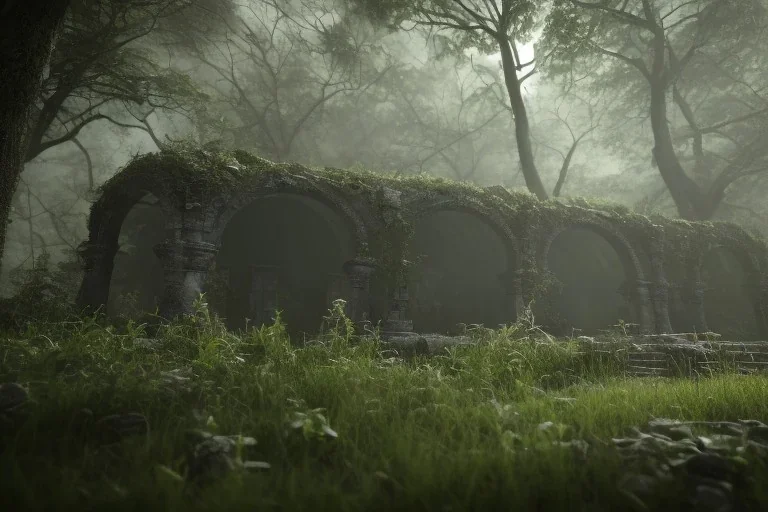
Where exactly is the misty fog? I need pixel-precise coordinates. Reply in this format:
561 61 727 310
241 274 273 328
2 0 767 338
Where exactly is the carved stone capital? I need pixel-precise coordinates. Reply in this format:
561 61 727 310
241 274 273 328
343 258 376 289
153 239 219 272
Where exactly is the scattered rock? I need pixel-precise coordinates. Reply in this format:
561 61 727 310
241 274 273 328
133 337 162 350
0 382 28 415
94 412 149 445
185 432 268 487
691 484 732 512
379 334 429 357
612 418 768 512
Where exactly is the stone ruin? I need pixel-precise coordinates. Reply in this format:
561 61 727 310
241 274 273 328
75 143 768 341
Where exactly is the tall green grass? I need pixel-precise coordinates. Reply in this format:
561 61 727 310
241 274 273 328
1 298 766 511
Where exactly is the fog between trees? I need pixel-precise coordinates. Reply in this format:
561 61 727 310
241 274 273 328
2 0 767 293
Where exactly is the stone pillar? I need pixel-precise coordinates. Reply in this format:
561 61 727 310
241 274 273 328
679 272 708 333
75 242 118 313
648 245 673 334
497 269 524 324
153 239 219 319
648 278 672 334
382 284 414 336
621 279 654 334
342 258 376 329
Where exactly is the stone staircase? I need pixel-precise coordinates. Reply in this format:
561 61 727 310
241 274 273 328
626 349 669 377
581 337 768 378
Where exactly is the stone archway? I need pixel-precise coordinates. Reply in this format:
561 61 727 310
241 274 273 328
407 205 518 334
76 174 179 315
538 223 651 336
701 246 761 340
211 193 358 338
106 193 167 317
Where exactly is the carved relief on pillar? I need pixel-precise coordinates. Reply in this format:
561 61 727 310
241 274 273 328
678 278 708 333
383 285 413 334
153 239 219 319
648 277 672 334
153 239 219 272
618 279 653 334
342 258 376 327
647 240 672 334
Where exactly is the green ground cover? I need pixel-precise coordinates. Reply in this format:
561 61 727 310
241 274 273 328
1 298 767 511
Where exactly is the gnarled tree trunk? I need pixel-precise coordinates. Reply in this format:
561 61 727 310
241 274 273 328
0 0 70 276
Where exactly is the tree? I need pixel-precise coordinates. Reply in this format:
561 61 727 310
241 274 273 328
1 0 72 278
531 86 605 197
27 0 211 164
543 0 768 220
174 0 393 162
2 0 223 279
386 58 510 181
346 0 550 199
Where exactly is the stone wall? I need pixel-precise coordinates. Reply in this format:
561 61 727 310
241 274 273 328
76 143 768 340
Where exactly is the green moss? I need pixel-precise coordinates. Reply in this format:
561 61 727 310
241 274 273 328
94 143 767 299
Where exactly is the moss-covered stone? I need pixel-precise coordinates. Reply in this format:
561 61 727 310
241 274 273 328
79 144 768 339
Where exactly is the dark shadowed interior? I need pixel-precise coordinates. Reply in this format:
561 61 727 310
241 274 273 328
542 228 629 335
408 210 510 333
108 194 166 316
215 194 354 339
702 247 760 340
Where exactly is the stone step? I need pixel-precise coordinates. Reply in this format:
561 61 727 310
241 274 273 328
627 369 667 377
700 358 768 366
629 360 669 367
723 350 768 358
627 353 668 361
736 360 768 366
627 365 667 372
703 341 768 349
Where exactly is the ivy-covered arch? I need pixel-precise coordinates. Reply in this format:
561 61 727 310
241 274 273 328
538 218 647 282
76 160 183 312
206 173 370 256
536 213 653 333
408 196 520 267
77 142 768 339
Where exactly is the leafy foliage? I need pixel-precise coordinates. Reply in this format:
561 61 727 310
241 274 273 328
1 304 768 510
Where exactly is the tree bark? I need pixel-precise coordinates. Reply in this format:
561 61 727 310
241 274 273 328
498 39 549 200
0 0 70 277
648 81 705 220
642 25 717 221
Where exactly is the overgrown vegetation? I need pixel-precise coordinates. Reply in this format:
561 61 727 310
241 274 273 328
1 287 767 510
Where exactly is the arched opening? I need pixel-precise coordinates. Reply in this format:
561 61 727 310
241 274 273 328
540 227 632 336
107 193 166 317
214 193 355 340
408 210 512 333
702 247 759 340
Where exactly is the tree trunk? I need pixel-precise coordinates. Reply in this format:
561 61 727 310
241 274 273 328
0 0 70 277
643 23 719 222
498 39 548 200
552 140 579 197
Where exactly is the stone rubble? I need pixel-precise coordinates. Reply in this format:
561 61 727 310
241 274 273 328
614 418 768 512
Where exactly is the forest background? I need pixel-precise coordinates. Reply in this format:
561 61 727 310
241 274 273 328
2 0 767 294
